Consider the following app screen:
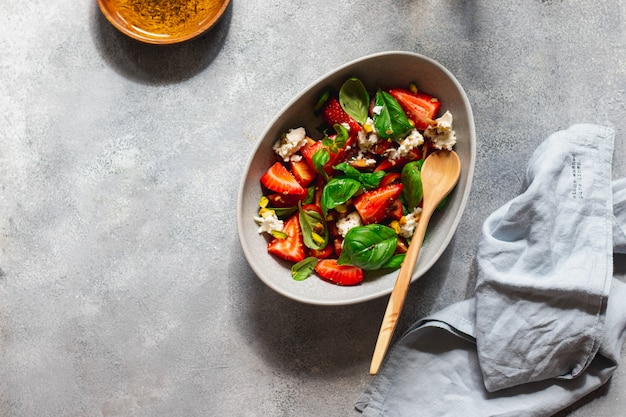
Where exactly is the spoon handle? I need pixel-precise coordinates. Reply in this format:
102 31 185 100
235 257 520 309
369 205 434 375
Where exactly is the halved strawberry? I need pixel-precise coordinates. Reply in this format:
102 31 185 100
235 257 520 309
315 259 363 286
388 89 441 130
353 183 403 225
261 162 306 195
321 97 361 132
290 159 316 187
267 214 305 263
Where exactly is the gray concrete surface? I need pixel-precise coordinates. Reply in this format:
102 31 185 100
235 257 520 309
1 1 625 416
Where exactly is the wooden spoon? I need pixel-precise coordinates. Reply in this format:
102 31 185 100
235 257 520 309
370 150 461 375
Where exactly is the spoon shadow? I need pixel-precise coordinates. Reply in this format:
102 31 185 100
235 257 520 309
90 1 232 85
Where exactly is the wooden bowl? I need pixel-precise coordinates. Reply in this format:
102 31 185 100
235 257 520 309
97 0 231 44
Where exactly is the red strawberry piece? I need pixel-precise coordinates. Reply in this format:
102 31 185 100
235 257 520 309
379 172 402 188
388 88 441 131
290 159 316 187
353 183 404 225
315 259 363 286
309 242 335 259
301 136 357 175
321 97 361 133
260 162 306 195
267 214 305 263
387 199 404 221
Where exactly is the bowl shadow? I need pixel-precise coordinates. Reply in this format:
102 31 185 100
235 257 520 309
229 241 457 377
90 1 232 85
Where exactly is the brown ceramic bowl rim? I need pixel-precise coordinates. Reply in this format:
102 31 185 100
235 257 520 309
97 0 231 45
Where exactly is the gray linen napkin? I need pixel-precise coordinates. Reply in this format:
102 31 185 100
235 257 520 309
356 124 626 417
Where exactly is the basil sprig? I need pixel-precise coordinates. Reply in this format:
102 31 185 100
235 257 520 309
312 148 330 179
401 160 424 211
337 224 398 270
298 204 329 250
333 162 385 190
291 257 319 281
373 90 413 141
322 124 349 153
321 177 362 215
339 77 370 124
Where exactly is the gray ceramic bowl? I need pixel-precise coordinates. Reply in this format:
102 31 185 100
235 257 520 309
237 51 476 305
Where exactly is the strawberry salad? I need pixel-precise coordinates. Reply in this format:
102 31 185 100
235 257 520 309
254 77 457 286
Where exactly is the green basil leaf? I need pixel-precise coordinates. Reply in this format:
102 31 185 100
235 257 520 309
382 254 405 269
333 162 385 190
298 205 329 250
333 123 349 149
292 257 319 281
339 78 370 124
270 206 298 218
312 148 330 179
359 171 386 190
337 224 398 270
321 178 362 215
314 89 332 113
402 160 424 211
373 90 413 141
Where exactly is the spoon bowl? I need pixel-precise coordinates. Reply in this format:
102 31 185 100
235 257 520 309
370 150 462 374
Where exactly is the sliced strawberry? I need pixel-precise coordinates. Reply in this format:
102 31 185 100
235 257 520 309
309 242 335 259
261 162 306 195
290 159 316 187
388 88 441 130
379 172 402 188
267 193 306 208
267 214 305 263
301 136 356 175
315 259 363 286
301 141 325 171
321 97 361 132
353 183 404 225
388 199 404 221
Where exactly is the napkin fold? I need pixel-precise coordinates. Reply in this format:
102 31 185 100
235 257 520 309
356 125 626 417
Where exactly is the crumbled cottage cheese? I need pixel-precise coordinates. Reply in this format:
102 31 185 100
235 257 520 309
273 127 308 162
385 129 424 160
357 129 380 152
336 212 363 237
254 210 284 234
425 111 456 151
399 207 422 238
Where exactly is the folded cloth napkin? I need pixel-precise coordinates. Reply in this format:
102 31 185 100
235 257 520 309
356 124 626 417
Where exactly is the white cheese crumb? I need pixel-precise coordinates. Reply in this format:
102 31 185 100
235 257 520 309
372 105 383 115
336 212 363 238
272 127 308 162
399 207 422 238
425 111 457 151
357 129 380 151
385 129 424 160
253 210 284 234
